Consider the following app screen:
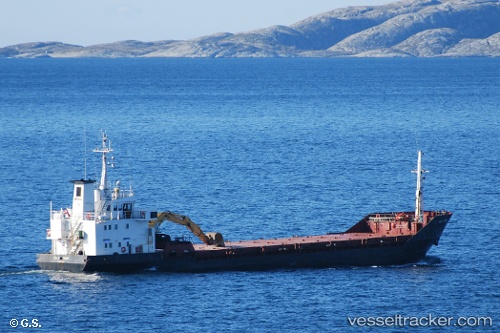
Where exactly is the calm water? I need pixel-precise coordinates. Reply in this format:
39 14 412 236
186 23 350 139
0 58 498 332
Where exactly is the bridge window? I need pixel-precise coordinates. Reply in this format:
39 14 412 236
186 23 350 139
75 187 82 197
123 203 132 218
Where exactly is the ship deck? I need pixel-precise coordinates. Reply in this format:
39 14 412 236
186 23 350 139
190 210 452 253
192 231 412 253
157 210 452 264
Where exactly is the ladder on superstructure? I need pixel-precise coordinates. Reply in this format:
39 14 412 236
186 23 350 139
70 221 84 255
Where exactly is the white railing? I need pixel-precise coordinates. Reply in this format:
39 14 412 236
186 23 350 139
111 189 134 200
368 214 395 222
94 210 148 223
51 209 71 220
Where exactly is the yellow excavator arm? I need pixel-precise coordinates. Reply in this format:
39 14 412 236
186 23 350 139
149 211 225 247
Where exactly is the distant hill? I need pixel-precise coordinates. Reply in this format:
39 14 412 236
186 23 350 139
1 0 499 58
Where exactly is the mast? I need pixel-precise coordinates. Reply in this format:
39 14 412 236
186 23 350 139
84 127 87 180
412 150 428 223
93 131 113 191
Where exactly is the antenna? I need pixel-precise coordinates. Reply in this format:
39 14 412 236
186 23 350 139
84 127 87 179
414 130 420 152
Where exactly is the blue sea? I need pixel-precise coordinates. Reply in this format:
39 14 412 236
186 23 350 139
0 58 498 332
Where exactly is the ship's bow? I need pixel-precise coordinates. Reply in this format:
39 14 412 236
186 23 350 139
402 212 452 262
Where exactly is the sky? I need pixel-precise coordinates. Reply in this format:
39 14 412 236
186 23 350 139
1 0 392 47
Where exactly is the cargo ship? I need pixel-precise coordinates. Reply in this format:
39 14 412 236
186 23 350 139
37 131 452 273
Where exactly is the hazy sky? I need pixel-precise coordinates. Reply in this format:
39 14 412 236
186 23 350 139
1 0 392 47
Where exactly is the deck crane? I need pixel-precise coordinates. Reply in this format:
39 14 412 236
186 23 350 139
149 211 225 247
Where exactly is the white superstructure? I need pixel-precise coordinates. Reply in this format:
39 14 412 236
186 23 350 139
46 131 156 257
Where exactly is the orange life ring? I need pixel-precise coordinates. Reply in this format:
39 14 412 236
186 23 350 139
121 246 126 253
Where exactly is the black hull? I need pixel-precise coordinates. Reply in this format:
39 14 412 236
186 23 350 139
37 214 451 273
36 253 160 273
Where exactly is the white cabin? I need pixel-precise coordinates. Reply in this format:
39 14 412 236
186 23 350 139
46 132 157 257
